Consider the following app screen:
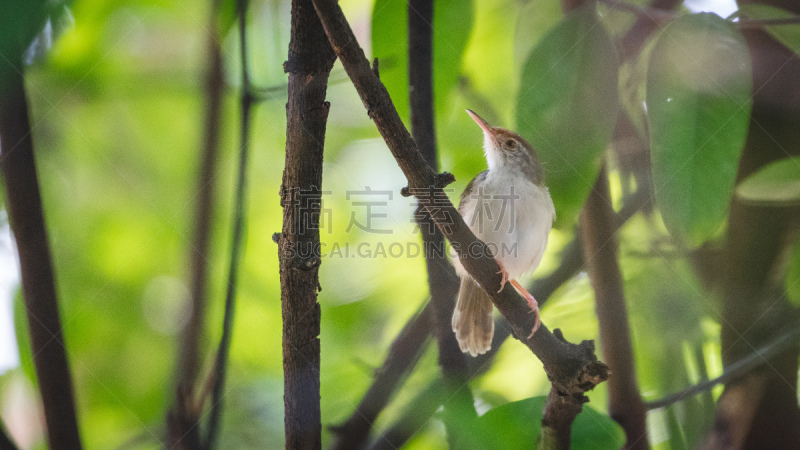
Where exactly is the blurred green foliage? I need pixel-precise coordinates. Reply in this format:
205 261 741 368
517 4 619 228
647 13 752 248
2 0 797 449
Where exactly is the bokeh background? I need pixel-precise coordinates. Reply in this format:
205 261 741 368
0 0 762 448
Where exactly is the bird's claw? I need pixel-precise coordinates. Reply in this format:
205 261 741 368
495 259 509 293
510 279 541 339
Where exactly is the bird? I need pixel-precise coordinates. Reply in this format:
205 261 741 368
451 109 555 356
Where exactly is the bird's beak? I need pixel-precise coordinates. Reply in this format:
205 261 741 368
466 109 494 137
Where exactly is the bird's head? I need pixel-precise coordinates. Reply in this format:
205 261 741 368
466 109 544 185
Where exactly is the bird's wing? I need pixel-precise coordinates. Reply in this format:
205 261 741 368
458 170 488 213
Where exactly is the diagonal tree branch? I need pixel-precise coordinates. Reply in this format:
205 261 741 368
330 302 433 449
0 48 83 450
646 324 800 410
310 0 608 427
277 0 337 448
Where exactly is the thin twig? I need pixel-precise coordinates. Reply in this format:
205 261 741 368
646 326 800 410
169 0 226 446
601 0 800 31
0 45 83 450
737 16 800 29
598 0 676 24
330 303 433 449
203 0 252 448
367 379 446 450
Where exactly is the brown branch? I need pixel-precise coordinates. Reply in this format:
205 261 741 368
408 0 476 442
0 53 83 450
203 0 253 447
581 165 649 450
646 325 800 410
277 0 337 448
311 0 608 421
367 379 447 450
330 303 433 449
168 0 226 446
615 0 684 61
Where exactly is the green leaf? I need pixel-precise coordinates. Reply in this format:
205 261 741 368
468 396 624 450
739 4 800 58
647 13 752 247
516 4 619 228
736 157 800 205
371 0 473 123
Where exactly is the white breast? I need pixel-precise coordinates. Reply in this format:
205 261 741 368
454 171 555 279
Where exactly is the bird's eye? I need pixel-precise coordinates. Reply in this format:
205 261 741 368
506 139 516 149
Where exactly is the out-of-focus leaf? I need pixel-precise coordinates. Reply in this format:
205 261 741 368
647 13 751 247
736 157 800 205
0 0 49 78
516 4 619 228
468 396 624 449
739 4 800 57
217 0 238 36
371 0 473 122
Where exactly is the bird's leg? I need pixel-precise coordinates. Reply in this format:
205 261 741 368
510 279 541 338
494 259 509 293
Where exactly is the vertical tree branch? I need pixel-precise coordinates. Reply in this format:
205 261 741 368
581 165 648 450
0 55 83 450
203 0 252 447
169 0 225 446
278 0 336 447
408 0 476 443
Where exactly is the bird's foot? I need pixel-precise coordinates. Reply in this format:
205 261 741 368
510 279 541 338
495 259 509 293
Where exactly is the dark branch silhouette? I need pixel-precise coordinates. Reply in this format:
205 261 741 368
581 165 649 450
277 0 337 448
0 43 83 450
203 0 253 447
330 303 433 449
408 0 476 444
0 422 18 450
169 0 226 446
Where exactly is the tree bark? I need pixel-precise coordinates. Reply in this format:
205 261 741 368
0 58 82 450
278 0 336 448
581 166 649 450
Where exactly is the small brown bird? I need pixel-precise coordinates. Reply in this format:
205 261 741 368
451 110 555 356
